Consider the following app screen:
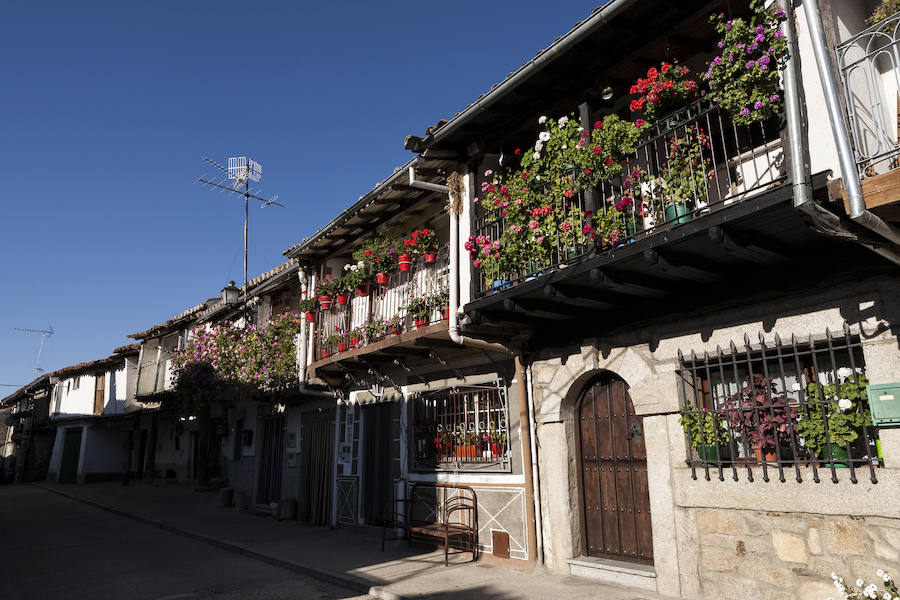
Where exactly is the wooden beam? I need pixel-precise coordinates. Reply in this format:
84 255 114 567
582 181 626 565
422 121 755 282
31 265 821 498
543 284 619 310
643 249 723 283
707 226 789 263
589 268 667 298
503 298 584 321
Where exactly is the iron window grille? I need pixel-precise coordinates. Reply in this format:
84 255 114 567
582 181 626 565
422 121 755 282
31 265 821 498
677 325 881 484
411 381 511 472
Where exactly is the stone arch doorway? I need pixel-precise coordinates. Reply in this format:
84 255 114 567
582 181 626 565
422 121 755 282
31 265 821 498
576 373 653 565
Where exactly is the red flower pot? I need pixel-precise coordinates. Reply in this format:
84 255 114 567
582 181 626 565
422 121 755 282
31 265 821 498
320 349 329 359
491 442 502 457
391 326 402 336
376 272 388 284
442 306 449 320
305 311 317 323
415 318 428 329
398 253 412 272
357 282 370 297
423 251 437 263
336 293 349 306
337 341 349 353
318 295 333 310
349 336 360 347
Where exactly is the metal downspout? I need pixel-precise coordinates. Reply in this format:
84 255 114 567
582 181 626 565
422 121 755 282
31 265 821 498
802 0 900 245
777 0 812 208
526 363 544 565
296 268 309 385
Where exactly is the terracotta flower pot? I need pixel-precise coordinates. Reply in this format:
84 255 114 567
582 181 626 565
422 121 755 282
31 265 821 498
455 444 477 460
376 272 388 284
415 318 428 329
423 251 437 264
336 293 349 306
398 253 412 272
305 311 317 323
349 336 360 347
752 446 777 463
318 295 333 310
357 282 370 297
320 349 329 359
442 306 449 320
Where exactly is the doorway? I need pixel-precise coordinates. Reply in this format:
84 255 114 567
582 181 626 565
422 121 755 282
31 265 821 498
59 427 82 484
362 403 393 526
299 409 334 526
256 414 285 505
577 375 653 564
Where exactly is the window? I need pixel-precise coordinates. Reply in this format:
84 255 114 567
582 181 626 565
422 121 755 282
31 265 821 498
72 376 80 391
678 328 880 484
411 382 510 471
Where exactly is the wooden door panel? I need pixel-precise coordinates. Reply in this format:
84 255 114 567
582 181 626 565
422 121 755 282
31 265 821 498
578 377 653 565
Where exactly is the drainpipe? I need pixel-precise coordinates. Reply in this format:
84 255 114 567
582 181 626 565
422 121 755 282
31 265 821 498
802 0 900 246
296 267 309 384
411 164 539 564
526 363 544 565
777 0 812 208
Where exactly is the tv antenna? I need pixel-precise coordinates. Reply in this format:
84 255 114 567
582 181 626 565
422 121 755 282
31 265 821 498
196 156 285 300
15 326 54 374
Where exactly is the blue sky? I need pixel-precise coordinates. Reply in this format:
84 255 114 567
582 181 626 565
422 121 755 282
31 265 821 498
0 1 599 388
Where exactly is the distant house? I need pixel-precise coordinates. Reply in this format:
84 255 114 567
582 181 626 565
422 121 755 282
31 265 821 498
0 374 56 483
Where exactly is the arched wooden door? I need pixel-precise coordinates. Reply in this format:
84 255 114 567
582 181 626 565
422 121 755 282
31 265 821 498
577 376 653 564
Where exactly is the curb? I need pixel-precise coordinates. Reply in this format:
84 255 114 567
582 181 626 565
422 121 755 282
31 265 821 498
33 484 405 600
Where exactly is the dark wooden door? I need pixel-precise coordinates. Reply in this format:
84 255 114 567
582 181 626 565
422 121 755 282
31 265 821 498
93 374 106 414
578 376 653 564
362 403 392 525
256 415 285 505
60 428 82 484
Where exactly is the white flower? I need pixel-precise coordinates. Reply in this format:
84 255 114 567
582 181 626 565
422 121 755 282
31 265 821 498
578 126 584 131
538 115 547 124
839 398 853 411
561 144 567 149
534 141 543 151
350 265 358 271
343 264 351 271
357 261 365 268
883 593 891 600
792 382 801 392
838 367 853 380
885 573 893 583
878 570 885 577
858 580 866 588
538 131 551 142
832 573 838 580
533 152 541 160
558 116 569 127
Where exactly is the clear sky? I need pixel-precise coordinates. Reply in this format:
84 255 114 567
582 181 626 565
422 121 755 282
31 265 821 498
0 1 600 389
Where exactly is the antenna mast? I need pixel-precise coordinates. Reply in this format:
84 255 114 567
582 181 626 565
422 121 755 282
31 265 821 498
196 157 285 300
15 326 54 374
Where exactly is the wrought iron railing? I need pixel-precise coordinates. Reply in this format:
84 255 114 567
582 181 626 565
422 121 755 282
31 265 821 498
313 246 450 360
677 326 882 485
472 99 785 297
837 11 900 178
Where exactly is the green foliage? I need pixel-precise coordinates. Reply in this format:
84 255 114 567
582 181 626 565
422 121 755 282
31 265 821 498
657 129 715 206
315 274 341 297
298 295 319 313
353 234 400 274
868 0 900 26
679 407 730 449
428 288 449 311
629 61 700 124
340 261 369 292
796 374 872 457
704 0 788 125
405 295 430 320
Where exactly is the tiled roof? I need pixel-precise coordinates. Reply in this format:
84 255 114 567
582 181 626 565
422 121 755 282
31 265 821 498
127 302 209 340
53 355 123 379
113 343 140 355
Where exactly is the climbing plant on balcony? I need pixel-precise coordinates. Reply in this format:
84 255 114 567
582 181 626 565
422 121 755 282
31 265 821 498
704 0 788 125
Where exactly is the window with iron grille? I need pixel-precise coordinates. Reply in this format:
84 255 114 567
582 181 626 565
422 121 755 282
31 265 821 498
677 326 881 484
411 382 511 472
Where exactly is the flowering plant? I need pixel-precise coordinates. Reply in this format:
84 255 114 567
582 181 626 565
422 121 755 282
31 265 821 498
796 372 872 458
354 234 398 274
428 288 449 312
298 294 319 313
315 274 340 297
386 315 404 334
629 61 700 124
403 228 439 254
405 295 431 320
830 569 897 600
340 261 369 292
657 128 714 207
704 1 788 125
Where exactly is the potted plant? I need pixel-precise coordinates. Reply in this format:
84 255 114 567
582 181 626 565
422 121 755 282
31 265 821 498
704 1 788 126
629 61 700 126
679 406 731 462
315 274 339 310
364 318 387 343
341 261 369 300
405 228 439 263
361 235 399 282
386 315 403 336
455 431 477 460
298 295 319 323
725 375 797 462
658 129 714 225
429 289 450 320
348 325 365 349
405 295 431 328
796 373 872 468
324 331 343 355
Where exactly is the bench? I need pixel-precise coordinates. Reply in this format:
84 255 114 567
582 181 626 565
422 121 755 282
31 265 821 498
381 482 477 566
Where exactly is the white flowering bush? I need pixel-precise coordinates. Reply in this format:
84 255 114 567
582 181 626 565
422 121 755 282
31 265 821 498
796 372 872 458
830 570 898 600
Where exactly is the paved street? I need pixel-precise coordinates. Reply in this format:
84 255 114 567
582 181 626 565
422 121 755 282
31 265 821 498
0 485 371 600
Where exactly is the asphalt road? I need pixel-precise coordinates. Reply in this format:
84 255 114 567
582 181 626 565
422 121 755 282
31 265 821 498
0 485 372 600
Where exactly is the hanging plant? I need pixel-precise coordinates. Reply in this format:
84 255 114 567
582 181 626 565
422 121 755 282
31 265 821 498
704 0 789 126
629 61 700 124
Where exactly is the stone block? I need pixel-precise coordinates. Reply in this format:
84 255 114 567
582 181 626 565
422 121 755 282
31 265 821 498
808 528 823 555
701 547 738 572
798 581 838 600
738 563 793 588
717 575 764 600
772 531 808 563
824 520 868 556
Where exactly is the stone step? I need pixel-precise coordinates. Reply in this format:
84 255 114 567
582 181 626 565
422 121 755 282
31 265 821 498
567 556 657 592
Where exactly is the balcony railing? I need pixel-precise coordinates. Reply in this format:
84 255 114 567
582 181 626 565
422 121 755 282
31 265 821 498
837 11 900 179
313 246 450 361
472 99 785 298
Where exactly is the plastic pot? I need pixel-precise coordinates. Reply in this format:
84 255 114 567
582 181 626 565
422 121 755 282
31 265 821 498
398 253 412 272
305 311 317 323
318 295 333 310
664 202 694 226
376 272 388 284
423 251 437 263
